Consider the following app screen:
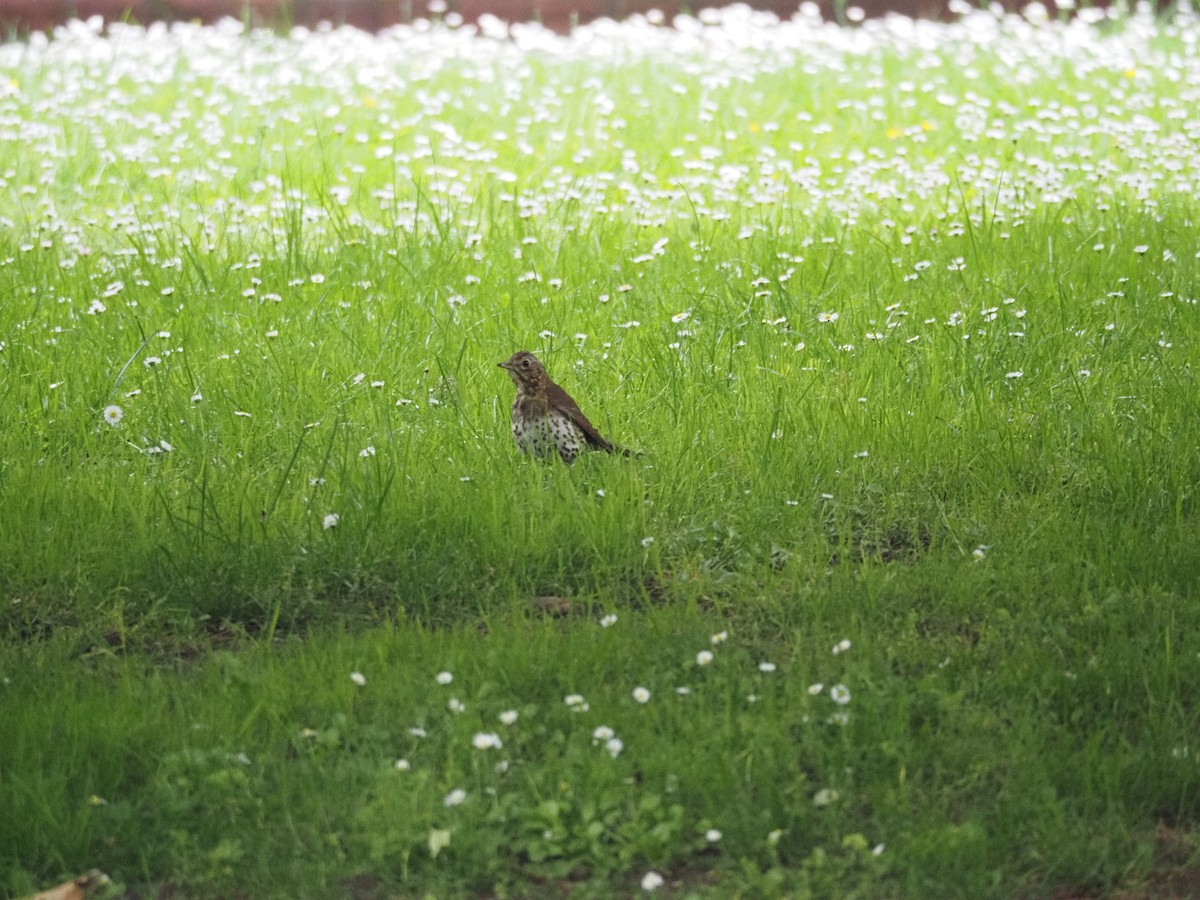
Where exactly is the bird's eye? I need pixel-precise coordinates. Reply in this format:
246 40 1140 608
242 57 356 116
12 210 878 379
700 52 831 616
521 359 531 368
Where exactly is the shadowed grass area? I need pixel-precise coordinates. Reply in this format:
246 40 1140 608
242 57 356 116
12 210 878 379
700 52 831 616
1 5 1200 897
3 589 1199 898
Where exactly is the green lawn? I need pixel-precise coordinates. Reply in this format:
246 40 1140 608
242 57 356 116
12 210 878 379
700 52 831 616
2 6 1200 897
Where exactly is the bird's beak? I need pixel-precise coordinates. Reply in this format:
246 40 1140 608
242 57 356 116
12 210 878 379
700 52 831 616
498 361 512 370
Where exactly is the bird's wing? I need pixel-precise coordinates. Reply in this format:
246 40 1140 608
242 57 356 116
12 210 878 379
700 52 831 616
546 382 614 452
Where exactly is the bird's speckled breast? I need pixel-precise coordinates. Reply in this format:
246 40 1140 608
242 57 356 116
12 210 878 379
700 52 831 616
512 402 585 464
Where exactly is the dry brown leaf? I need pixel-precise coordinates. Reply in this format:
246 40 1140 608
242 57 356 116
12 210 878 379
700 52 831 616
23 870 109 900
532 595 575 616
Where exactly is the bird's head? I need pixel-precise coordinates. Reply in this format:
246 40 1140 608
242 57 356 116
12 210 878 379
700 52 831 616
499 350 547 392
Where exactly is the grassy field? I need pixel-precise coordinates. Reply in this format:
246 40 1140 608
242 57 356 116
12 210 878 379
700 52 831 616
2 5 1200 897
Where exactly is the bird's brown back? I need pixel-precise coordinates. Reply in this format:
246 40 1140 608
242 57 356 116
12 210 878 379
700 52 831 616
543 379 614 452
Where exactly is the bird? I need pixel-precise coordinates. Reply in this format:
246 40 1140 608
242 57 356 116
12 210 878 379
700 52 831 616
499 350 617 464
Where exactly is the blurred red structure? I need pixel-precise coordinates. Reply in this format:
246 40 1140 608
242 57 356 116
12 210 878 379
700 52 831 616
0 0 1047 35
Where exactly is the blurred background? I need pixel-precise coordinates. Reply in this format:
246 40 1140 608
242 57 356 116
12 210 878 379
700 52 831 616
0 0 1087 36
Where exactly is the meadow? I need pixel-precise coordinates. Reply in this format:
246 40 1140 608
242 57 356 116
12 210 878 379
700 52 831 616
1 4 1199 896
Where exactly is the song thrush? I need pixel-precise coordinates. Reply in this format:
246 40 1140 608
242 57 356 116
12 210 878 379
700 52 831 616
499 350 616 464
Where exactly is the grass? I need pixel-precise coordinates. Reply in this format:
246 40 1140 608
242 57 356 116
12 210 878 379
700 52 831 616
2 5 1200 897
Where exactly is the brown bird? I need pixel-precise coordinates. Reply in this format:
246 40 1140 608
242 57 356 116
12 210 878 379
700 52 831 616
499 350 616 464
